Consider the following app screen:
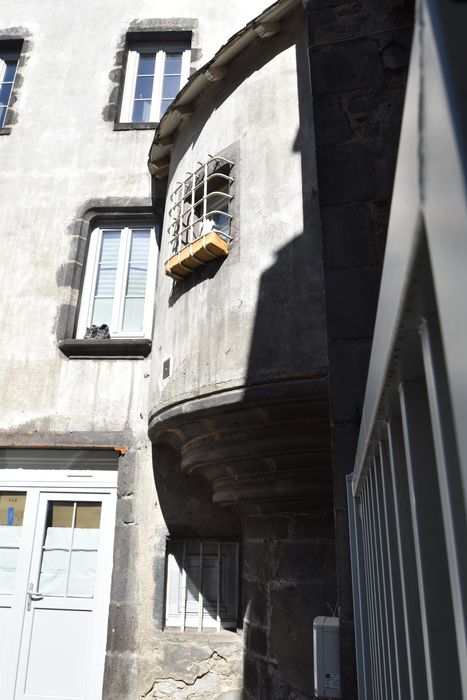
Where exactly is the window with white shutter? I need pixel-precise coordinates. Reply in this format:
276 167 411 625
76 223 158 339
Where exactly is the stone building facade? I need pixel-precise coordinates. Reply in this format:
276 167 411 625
0 0 415 698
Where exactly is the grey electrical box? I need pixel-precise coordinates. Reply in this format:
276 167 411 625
313 616 341 698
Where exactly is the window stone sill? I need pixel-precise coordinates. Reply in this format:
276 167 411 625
113 122 159 131
0 127 12 136
58 338 152 359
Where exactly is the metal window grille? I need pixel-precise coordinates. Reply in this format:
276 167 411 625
168 154 234 256
165 540 239 631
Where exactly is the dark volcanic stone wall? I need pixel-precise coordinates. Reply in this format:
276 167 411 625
242 512 336 699
304 0 414 695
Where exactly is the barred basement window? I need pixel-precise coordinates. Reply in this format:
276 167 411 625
165 155 234 280
165 541 239 631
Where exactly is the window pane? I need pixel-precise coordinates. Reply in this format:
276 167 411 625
122 298 145 332
68 550 98 598
0 492 25 526
91 298 113 326
39 501 102 599
134 75 153 100
122 231 150 331
0 82 13 107
95 266 118 297
164 53 182 74
126 267 147 296
3 61 17 83
0 492 27 594
75 503 101 529
92 231 119 326
48 503 73 528
132 99 152 122
137 54 156 75
130 229 151 256
126 231 149 295
0 105 6 128
160 98 172 119
161 75 181 100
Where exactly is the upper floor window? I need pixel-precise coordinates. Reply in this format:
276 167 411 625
119 42 191 124
0 48 20 128
76 223 158 339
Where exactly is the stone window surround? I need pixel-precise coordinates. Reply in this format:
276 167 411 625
58 205 159 360
106 19 200 131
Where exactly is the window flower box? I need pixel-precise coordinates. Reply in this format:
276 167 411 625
164 229 229 280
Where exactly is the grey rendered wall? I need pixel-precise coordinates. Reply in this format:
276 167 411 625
150 15 328 414
0 1 277 698
148 11 337 698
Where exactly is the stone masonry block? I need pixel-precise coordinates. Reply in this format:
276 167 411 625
314 94 353 146
328 339 372 422
309 41 384 96
269 582 333 694
316 141 396 205
325 266 381 339
275 540 335 581
244 514 289 540
243 540 278 580
243 579 268 626
289 511 335 540
322 202 377 268
244 622 268 659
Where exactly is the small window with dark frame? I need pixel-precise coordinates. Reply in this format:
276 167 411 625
165 540 239 631
119 41 191 124
0 47 20 128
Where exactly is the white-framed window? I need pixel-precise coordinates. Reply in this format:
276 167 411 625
0 49 20 128
76 223 158 339
119 42 191 123
168 154 234 255
166 540 239 631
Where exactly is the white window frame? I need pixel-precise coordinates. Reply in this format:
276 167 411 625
119 42 191 123
76 223 157 339
0 49 20 128
165 540 239 631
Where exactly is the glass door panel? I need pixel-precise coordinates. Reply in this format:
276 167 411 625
38 501 102 599
0 492 27 594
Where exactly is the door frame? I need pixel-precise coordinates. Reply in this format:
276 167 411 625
0 469 117 700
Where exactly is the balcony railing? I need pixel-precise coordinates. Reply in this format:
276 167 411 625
347 1 467 698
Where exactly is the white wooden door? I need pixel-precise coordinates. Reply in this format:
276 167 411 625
0 484 116 700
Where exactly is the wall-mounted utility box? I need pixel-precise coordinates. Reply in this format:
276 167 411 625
313 616 341 698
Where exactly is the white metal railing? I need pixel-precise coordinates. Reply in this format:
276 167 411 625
347 0 467 698
168 154 234 255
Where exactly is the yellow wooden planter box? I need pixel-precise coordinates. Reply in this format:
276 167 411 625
165 230 229 281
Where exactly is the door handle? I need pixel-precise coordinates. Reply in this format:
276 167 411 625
27 583 43 610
